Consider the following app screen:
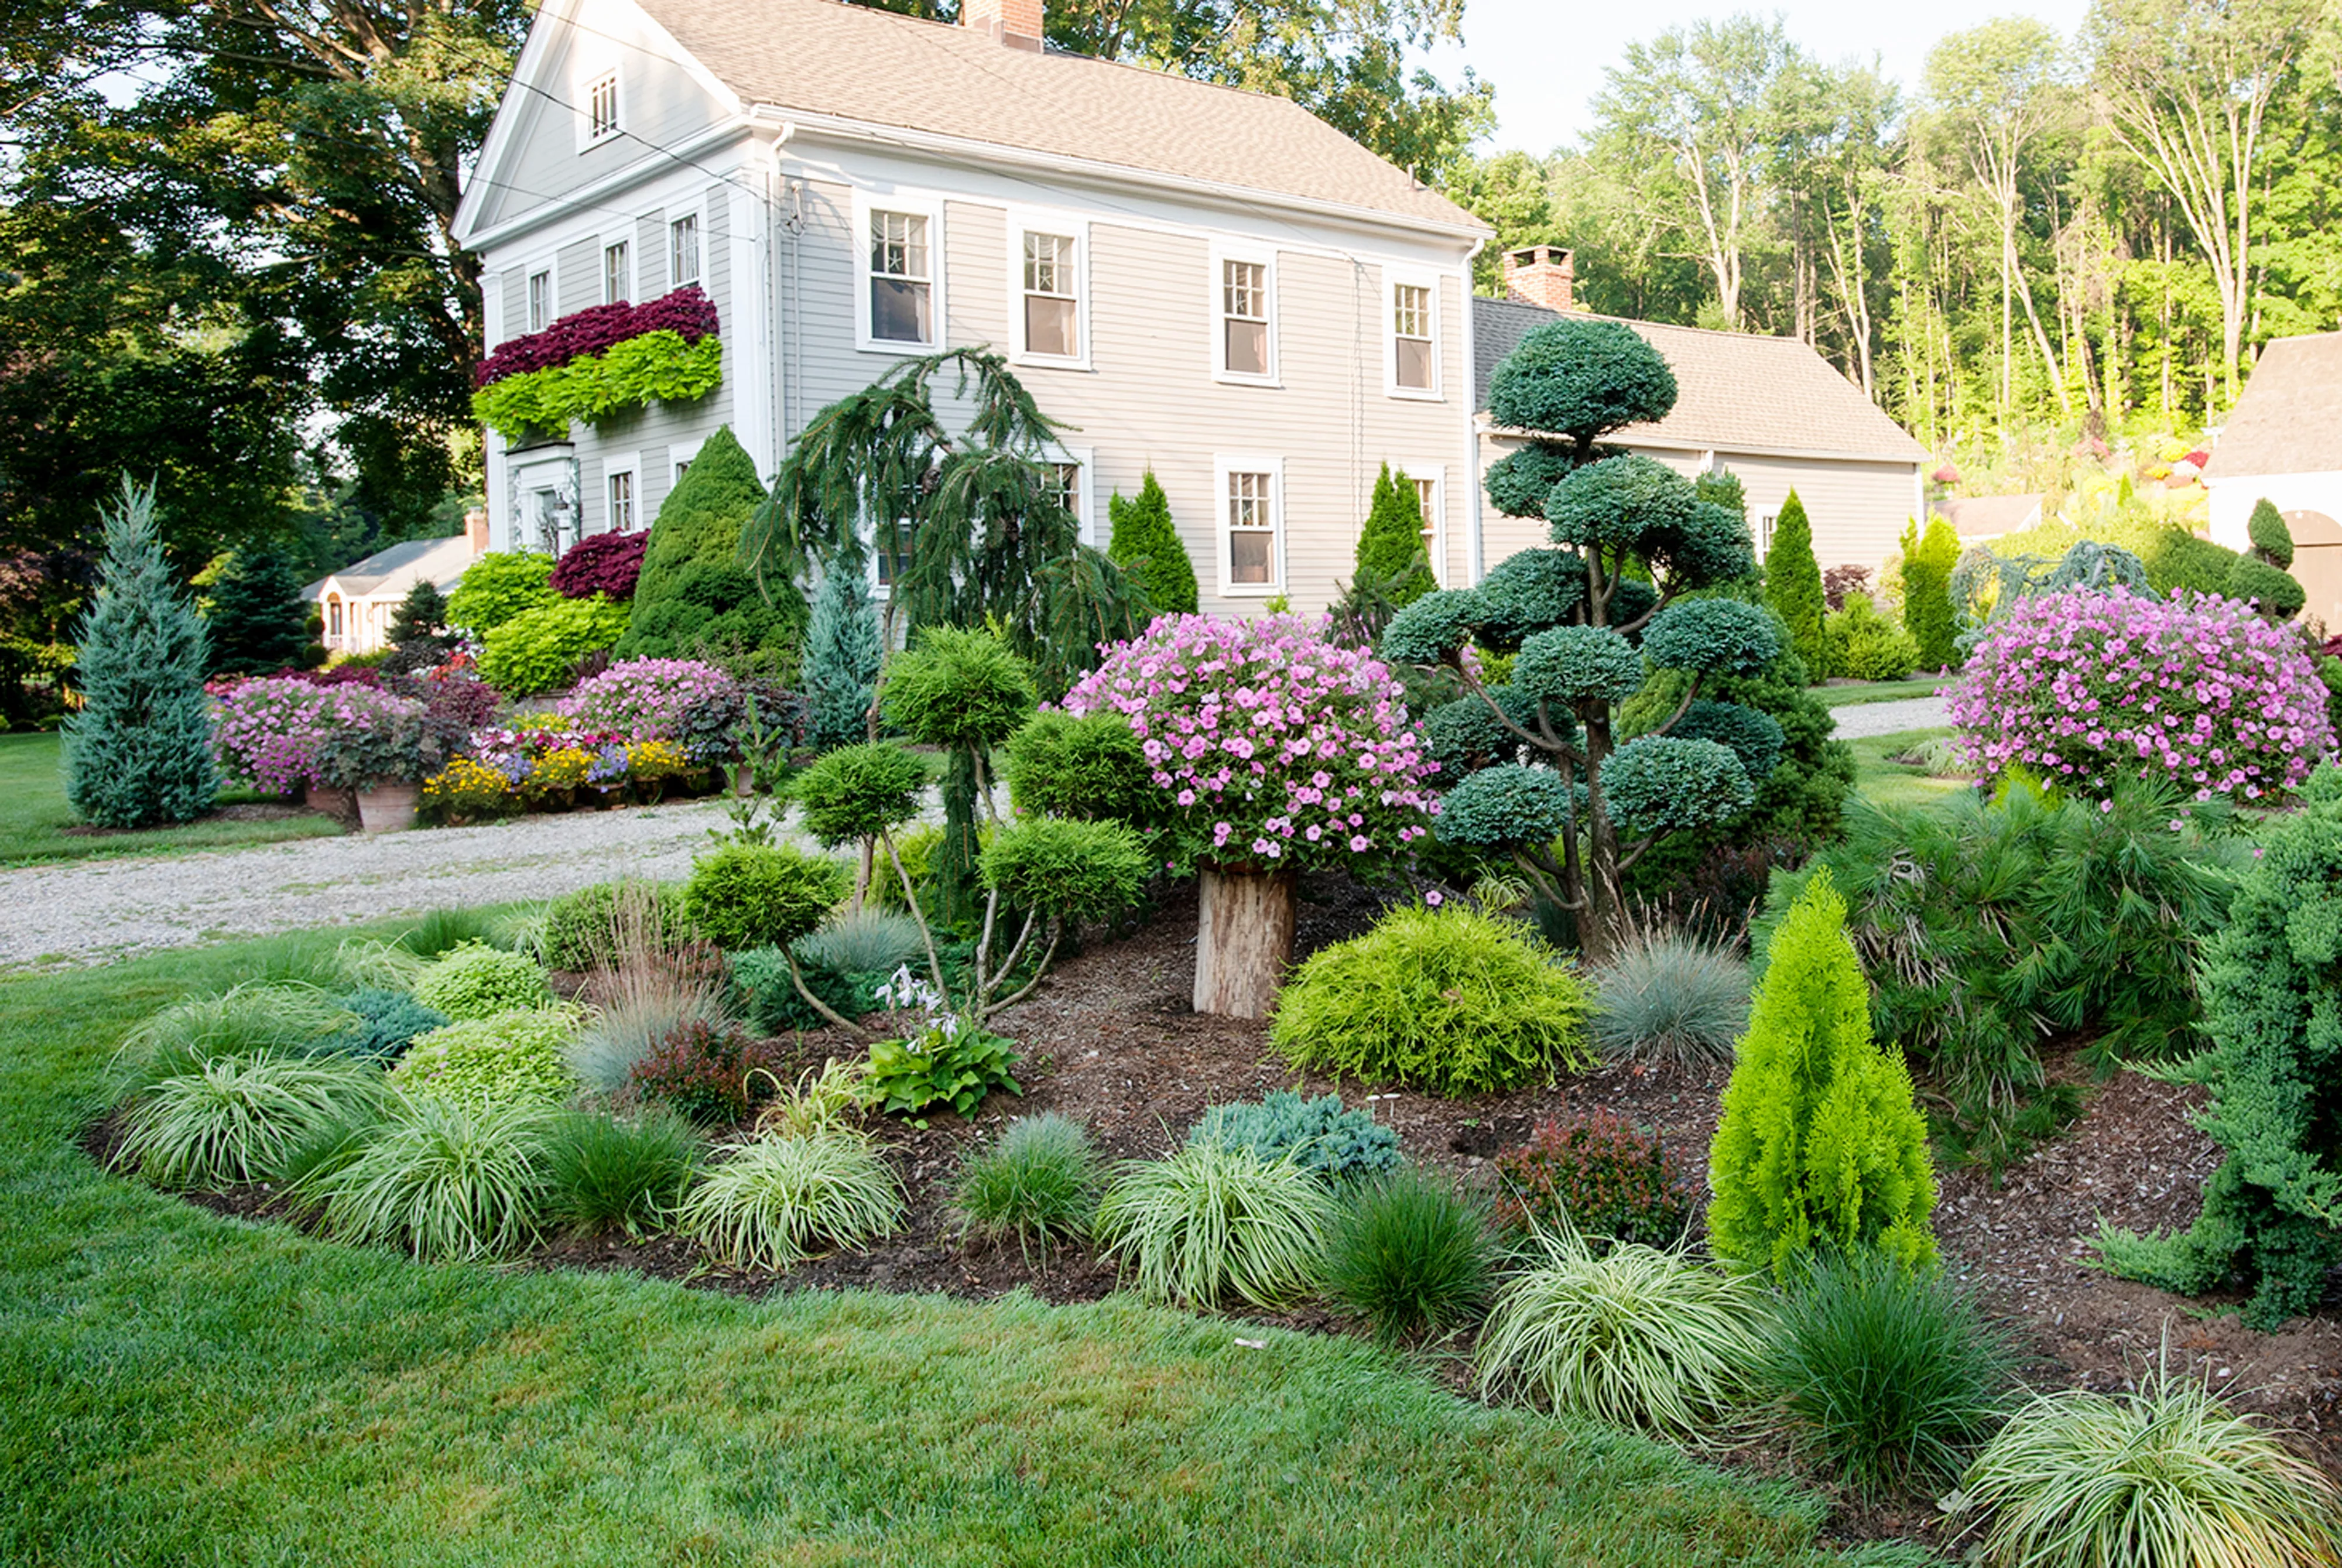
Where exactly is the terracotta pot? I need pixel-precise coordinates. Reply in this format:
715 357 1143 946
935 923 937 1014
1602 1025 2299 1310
355 780 420 834
302 783 357 822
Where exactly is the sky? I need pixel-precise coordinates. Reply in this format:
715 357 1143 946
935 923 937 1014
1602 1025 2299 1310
1427 0 2091 155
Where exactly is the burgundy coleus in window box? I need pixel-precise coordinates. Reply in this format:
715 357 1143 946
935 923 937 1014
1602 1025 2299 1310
476 285 721 387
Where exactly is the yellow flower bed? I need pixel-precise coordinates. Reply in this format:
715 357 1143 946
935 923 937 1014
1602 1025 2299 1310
420 756 516 819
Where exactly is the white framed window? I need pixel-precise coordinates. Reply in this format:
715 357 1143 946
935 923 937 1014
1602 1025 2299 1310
526 268 553 333
1011 215 1088 367
666 436 704 491
854 191 945 352
1214 454 1285 596
1399 463 1446 587
668 213 701 288
602 453 639 533
583 71 621 146
1212 247 1278 384
1386 271 1440 399
1040 447 1096 546
1758 511 1778 556
871 516 916 597
602 239 631 306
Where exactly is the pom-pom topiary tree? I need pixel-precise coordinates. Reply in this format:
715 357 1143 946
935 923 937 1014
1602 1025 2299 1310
65 478 220 828
1708 869 1938 1275
2230 496 2306 621
1105 472 1197 617
1063 612 1437 1016
1379 316 1776 965
1764 489 1827 678
206 546 321 676
801 566 881 751
880 625 1039 928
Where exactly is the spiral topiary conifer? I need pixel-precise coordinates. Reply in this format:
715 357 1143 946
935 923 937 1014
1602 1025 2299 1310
1708 869 1937 1275
1764 490 1827 679
1379 316 1776 963
65 478 221 828
1105 472 1197 616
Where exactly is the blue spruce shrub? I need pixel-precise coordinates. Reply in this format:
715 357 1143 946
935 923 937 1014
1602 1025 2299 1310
1188 1091 1402 1186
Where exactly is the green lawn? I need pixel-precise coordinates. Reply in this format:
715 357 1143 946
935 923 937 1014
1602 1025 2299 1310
1819 677 1956 707
1850 727 1970 812
0 731 344 867
0 927 1870 1567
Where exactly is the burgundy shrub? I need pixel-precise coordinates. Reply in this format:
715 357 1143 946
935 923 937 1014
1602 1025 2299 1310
1492 1111 1698 1248
475 285 721 386
1821 564 1873 613
550 529 649 601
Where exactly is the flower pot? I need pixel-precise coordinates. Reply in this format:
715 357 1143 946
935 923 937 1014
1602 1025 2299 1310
303 783 357 823
355 780 420 834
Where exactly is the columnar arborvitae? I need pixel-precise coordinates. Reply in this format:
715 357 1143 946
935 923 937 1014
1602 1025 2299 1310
205 546 321 676
1764 489 1827 680
2247 497 2295 569
1353 463 1437 607
1708 869 1938 1274
65 479 221 827
1899 517 1961 672
1105 472 1197 615
802 565 882 749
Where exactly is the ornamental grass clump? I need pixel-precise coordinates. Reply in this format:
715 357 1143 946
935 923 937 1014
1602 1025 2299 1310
304 1095 554 1262
1948 587 2332 800
115 1051 384 1190
676 1131 903 1270
117 983 357 1084
539 1107 703 1240
950 1112 1107 1256
1957 1368 2342 1568
1318 1165 1499 1344
1094 1139 1335 1310
1588 930 1750 1068
1270 904 1594 1095
1475 1227 1767 1443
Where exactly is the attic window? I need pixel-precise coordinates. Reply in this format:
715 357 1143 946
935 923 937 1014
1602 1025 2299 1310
586 73 620 143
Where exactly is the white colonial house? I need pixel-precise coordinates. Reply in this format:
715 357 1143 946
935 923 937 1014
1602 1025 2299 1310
1475 248 1930 571
2203 330 2342 627
450 0 1494 616
304 514 489 657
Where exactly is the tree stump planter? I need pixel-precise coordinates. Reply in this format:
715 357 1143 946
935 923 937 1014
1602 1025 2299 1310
355 781 420 834
1193 864 1297 1019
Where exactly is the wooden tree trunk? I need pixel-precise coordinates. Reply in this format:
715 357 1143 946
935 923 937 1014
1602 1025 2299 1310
1193 864 1297 1019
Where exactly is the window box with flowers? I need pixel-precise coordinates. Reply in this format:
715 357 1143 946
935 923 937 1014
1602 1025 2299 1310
472 286 723 443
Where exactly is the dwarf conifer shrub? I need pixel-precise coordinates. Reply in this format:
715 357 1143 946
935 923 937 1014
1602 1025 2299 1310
1271 905 1594 1095
1709 871 1937 1273
388 1010 578 1109
1105 471 1197 615
1494 1112 1696 1248
618 427 807 672
537 879 695 972
950 1112 1106 1255
316 989 450 1062
115 1051 384 1189
1765 490 1827 677
1188 1091 1401 1186
801 565 881 749
412 943 554 1021
682 844 848 952
1352 463 1437 608
1094 1141 1334 1309
676 1131 904 1269
1001 709 1156 826
1319 1165 1498 1344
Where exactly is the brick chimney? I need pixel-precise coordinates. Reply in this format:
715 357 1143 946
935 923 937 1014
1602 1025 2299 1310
1504 245 1576 312
464 506 490 556
961 0 1043 50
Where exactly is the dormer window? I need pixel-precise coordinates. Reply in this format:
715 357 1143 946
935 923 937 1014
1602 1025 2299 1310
586 73 620 143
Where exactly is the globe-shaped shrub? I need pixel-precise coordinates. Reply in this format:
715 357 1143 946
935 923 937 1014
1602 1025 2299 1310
1270 903 1595 1095
412 943 554 1021
1947 588 2333 799
1059 613 1437 870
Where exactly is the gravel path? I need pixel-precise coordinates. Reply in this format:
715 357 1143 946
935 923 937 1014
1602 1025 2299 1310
0 799 752 970
1827 694 1950 738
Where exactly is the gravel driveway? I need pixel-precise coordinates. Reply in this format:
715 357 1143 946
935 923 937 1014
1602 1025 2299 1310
1827 694 1950 738
1 799 749 969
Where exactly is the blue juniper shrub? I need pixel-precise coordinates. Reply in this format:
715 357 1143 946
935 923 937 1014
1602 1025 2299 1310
1187 1091 1403 1186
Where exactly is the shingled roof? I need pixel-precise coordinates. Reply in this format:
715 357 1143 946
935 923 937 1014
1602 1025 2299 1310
1474 296 1925 463
304 535 477 600
2203 331 2342 481
633 0 1487 233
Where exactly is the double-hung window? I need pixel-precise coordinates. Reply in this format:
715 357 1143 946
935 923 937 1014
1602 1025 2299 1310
1391 279 1436 394
868 210 934 345
585 73 620 143
872 518 916 593
1402 464 1445 587
668 214 700 287
1216 456 1283 595
608 470 635 533
1022 231 1080 360
1040 449 1093 545
526 269 552 333
1219 256 1273 379
602 239 630 306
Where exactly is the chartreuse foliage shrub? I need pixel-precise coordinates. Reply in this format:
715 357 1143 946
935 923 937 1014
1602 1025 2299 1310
114 1050 382 1189
1948 588 2331 799
301 1094 553 1262
1764 491 1827 677
1709 871 1937 1274
539 1107 703 1240
1957 1370 2342 1568
1001 708 1156 825
949 1112 1105 1254
1773 784 2238 1158
1381 317 1771 963
883 624 1038 926
1493 1111 1696 1248
412 942 554 1021
792 742 928 853
536 878 694 971
2097 773 2342 1328
446 550 556 635
1271 905 1594 1095
682 844 848 952
1105 471 1198 615
1318 1166 1499 1344
1823 594 1919 682
1094 1139 1336 1310
477 593 629 694
676 1130 905 1270
473 330 722 441
1187 1091 1402 1185
1759 1252 2017 1500
66 478 219 828
388 1009 579 1110
1475 1228 1766 1443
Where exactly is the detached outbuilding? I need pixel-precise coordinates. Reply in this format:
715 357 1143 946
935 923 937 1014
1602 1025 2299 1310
1474 248 1927 576
2203 330 2342 627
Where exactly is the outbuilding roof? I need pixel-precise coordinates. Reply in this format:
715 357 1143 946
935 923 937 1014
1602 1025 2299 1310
1474 296 1926 464
2203 331 2342 481
304 535 476 601
631 0 1488 233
